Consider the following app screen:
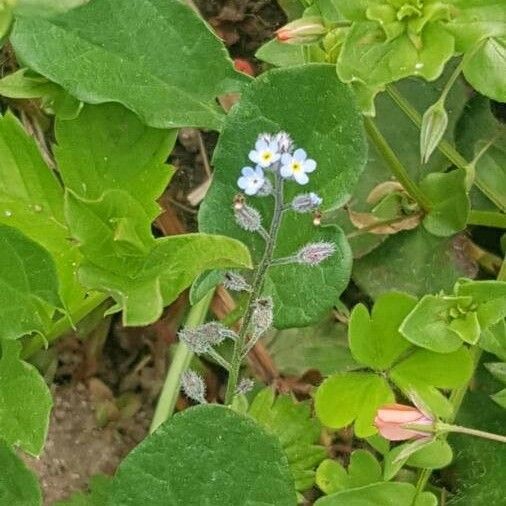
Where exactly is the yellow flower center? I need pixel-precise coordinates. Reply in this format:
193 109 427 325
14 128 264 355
291 161 302 173
261 151 272 162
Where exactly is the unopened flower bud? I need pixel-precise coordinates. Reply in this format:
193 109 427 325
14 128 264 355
313 210 322 226
276 16 327 45
420 99 448 164
178 322 237 354
257 132 274 145
291 192 323 213
374 403 434 441
234 194 245 210
181 370 207 404
223 271 251 292
236 378 254 395
275 131 294 154
296 242 336 266
251 297 273 339
234 204 262 232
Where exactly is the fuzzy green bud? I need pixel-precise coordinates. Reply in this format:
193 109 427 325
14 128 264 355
420 99 448 164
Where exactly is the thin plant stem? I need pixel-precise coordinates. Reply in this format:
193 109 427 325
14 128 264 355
22 292 109 360
364 117 431 212
467 210 506 229
150 290 214 433
386 85 505 212
439 423 506 444
224 173 285 404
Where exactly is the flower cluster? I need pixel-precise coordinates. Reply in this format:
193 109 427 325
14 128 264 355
237 132 317 195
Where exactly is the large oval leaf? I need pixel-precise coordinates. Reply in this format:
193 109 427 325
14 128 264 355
199 64 367 328
110 405 297 505
11 0 247 129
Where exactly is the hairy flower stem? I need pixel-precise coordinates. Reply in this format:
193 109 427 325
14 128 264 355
150 290 214 433
225 174 285 404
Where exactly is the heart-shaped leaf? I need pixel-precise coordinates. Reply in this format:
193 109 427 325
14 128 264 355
199 64 367 328
110 405 297 505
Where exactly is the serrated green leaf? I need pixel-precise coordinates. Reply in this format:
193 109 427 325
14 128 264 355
337 22 454 114
463 36 506 102
314 481 417 506
349 292 417 370
420 170 470 237
0 110 84 309
55 103 176 220
0 441 42 505
110 405 297 505
399 294 467 353
315 372 394 437
249 388 326 492
65 190 252 326
11 0 248 130
54 475 113 506
264 317 357 377
0 224 61 340
0 340 52 455
390 347 473 418
199 64 366 328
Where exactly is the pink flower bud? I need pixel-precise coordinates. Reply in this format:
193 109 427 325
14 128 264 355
275 17 326 45
374 403 434 441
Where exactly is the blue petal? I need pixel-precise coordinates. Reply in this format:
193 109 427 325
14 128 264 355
303 159 317 173
242 166 255 177
293 148 307 161
281 153 292 165
255 139 268 151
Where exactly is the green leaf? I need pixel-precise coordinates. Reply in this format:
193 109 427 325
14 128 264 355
420 170 470 237
264 317 357 376
15 0 89 16
384 439 453 480
463 37 506 102
0 441 42 505
54 475 113 506
0 339 52 455
0 68 82 119
11 0 248 130
390 347 474 418
0 110 84 309
110 405 297 505
485 362 506 384
445 0 506 52
456 95 505 212
349 292 417 370
337 22 454 114
314 481 417 506
0 224 61 340
199 64 367 328
248 388 326 492
65 190 252 326
55 103 176 220
481 320 506 361
315 372 394 437
353 229 476 299
316 450 382 495
399 294 467 353
256 39 305 67
449 358 506 504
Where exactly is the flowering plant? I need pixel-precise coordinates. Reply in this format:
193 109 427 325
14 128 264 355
0 0 503 505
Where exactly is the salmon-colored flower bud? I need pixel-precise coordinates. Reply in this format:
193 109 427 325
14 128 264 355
275 17 326 45
374 403 434 441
